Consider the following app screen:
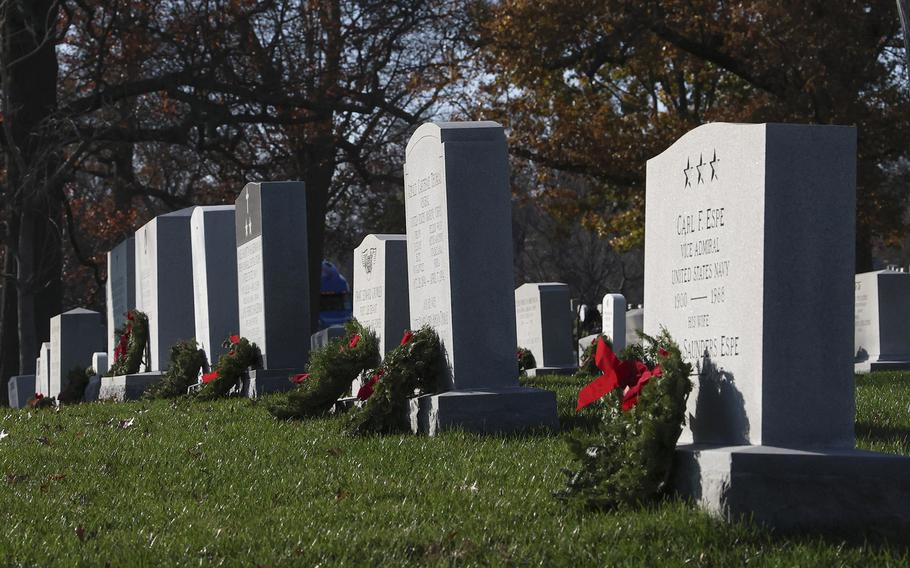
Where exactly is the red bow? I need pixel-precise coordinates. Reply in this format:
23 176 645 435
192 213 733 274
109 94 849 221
400 330 414 345
576 338 662 411
202 371 220 384
290 373 309 385
357 368 384 401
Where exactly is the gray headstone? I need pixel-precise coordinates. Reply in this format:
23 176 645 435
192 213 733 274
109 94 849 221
644 123 910 534
191 206 240 364
235 182 310 396
625 306 643 348
106 237 136 362
83 352 108 402
8 375 36 408
310 326 346 352
36 341 51 396
514 283 576 375
49 308 106 398
854 269 910 372
353 234 410 355
602 293 627 353
404 121 557 434
135 207 196 371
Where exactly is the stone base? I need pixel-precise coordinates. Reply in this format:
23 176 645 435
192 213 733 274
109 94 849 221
241 369 297 398
409 387 558 436
99 372 163 401
672 444 910 538
854 358 910 373
524 366 577 377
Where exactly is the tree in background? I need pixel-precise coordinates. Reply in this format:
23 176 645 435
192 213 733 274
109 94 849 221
0 0 475 399
478 0 910 271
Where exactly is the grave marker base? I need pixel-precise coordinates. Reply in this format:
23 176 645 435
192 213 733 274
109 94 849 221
523 366 577 377
241 369 296 398
673 444 910 537
100 372 163 401
854 359 910 374
409 387 558 436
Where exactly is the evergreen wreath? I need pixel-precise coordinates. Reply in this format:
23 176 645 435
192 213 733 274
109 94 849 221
58 366 92 404
106 310 150 377
194 335 260 400
517 347 536 373
267 320 380 420
558 330 692 510
144 340 206 399
27 393 55 409
345 326 442 436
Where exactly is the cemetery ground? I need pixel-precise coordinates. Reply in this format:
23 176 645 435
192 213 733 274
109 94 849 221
0 374 907 566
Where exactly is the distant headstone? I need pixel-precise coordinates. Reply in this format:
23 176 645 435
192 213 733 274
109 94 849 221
49 308 106 398
353 234 410 355
625 306 643 348
36 342 51 396
577 333 599 364
602 293 627 353
8 375 35 408
310 326 346 351
191 205 240 365
106 237 135 363
514 283 576 375
404 121 557 434
235 181 310 396
854 269 910 372
84 352 108 402
648 122 910 535
135 207 196 371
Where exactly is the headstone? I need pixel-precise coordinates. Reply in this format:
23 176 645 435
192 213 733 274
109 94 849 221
625 306 643 348
84 352 108 402
49 308 105 398
36 342 51 396
577 333 599 364
310 326 346 351
854 269 910 372
135 207 196 371
352 234 410 355
602 293 627 353
8 375 36 408
106 237 135 363
404 121 557 434
647 122 910 535
191 205 240 365
514 283 576 375
235 181 310 396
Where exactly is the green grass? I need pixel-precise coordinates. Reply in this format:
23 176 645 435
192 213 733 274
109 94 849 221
0 372 908 566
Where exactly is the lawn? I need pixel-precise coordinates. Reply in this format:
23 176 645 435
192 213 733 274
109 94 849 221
0 372 908 566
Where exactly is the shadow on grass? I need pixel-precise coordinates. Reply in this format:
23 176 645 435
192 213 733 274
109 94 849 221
856 422 910 444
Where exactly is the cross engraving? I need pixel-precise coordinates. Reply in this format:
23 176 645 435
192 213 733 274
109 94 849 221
244 191 253 236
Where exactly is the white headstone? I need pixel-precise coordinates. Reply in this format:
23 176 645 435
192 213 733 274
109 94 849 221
404 121 557 434
135 208 196 371
49 308 106 398
514 283 576 375
36 342 51 396
352 234 409 355
854 269 910 372
645 122 856 449
235 182 310 396
84 352 109 402
602 293 627 353
106 237 135 363
191 205 239 364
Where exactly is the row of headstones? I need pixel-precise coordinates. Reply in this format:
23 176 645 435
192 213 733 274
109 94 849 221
9 120 910 532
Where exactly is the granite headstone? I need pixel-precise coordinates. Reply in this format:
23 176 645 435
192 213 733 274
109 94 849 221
106 237 135 362
49 308 105 398
854 269 910 372
352 234 410 355
602 293 627 353
404 121 557 434
8 375 36 408
514 283 576 375
235 181 310 396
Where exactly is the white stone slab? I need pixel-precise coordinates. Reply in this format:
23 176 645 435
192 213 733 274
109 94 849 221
602 293 627 353
135 208 196 371
854 269 910 372
515 282 576 372
106 237 135 362
49 308 106 398
191 205 239 364
645 122 856 449
404 121 557 434
353 234 409 355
